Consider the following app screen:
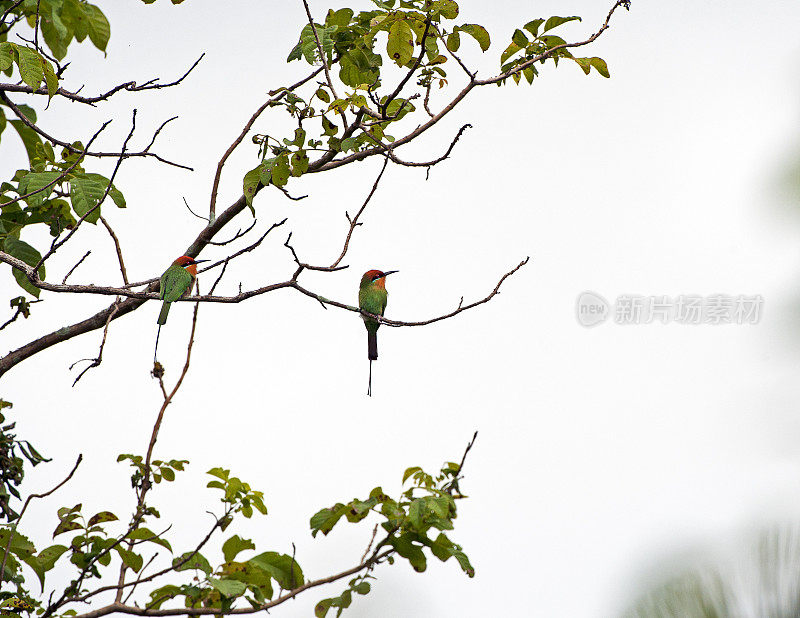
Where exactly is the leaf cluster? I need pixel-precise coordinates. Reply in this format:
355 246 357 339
499 16 610 85
312 458 474 617
0 407 48 522
1 118 125 297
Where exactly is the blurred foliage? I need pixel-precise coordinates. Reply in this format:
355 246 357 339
623 527 800 618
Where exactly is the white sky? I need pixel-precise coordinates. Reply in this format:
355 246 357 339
3 0 800 616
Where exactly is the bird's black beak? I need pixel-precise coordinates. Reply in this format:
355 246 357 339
190 259 210 265
381 270 398 278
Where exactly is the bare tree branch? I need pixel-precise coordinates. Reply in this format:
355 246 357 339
292 257 529 327
0 55 205 105
0 93 193 171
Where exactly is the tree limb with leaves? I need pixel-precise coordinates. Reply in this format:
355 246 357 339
0 0 631 615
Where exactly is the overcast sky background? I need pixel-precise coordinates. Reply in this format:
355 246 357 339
3 0 800 615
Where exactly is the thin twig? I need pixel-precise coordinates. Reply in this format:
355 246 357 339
361 524 379 563
99 216 129 285
69 298 122 386
183 196 209 222
444 431 478 496
62 251 91 284
207 218 257 247
330 157 388 269
300 0 339 101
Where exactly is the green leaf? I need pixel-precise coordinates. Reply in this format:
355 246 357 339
23 544 67 590
208 577 246 598
452 548 474 577
0 528 36 559
446 31 460 52
387 19 414 67
43 60 58 98
126 527 172 552
352 580 370 595
315 87 330 103
41 9 70 61
9 120 43 166
14 46 45 91
291 150 309 176
52 519 81 536
325 8 353 28
500 41 521 65
222 535 255 563
147 585 181 610
523 66 535 84
433 0 459 19
322 115 338 136
249 552 304 589
589 56 610 78
271 155 290 187
69 173 107 223
159 467 175 482
523 19 545 37
18 171 62 207
87 511 118 526
390 534 427 572
408 499 424 530
114 546 143 573
458 24 490 52
3 237 45 298
541 15 581 34
242 165 261 206
511 29 528 48
402 466 422 484
310 504 346 537
0 42 14 71
173 551 211 574
83 4 111 52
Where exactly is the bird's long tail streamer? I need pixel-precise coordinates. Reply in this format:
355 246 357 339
154 323 163 364
368 359 372 397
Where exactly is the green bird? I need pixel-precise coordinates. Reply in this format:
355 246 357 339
154 255 207 362
359 269 397 396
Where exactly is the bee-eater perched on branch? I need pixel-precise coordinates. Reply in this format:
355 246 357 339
359 269 397 396
154 255 207 362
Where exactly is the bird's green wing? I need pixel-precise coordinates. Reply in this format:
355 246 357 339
359 287 387 316
159 265 193 302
